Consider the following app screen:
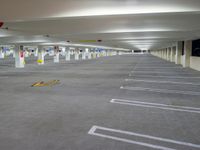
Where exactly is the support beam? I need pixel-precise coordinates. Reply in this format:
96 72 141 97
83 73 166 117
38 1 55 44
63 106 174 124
37 46 45 65
182 40 192 68
175 41 182 64
75 48 79 60
170 46 175 62
34 48 38 57
65 47 71 61
82 48 86 60
15 45 25 68
53 46 60 63
0 47 5 59
167 47 171 61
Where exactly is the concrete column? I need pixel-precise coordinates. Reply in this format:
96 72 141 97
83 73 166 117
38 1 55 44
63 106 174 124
87 49 92 59
12 50 15 58
37 46 45 65
170 46 175 62
0 47 5 58
167 47 171 61
164 48 167 60
75 49 79 60
54 46 59 63
160 50 162 58
92 52 96 59
182 40 192 68
15 45 25 68
34 48 38 57
65 48 71 61
163 49 166 59
96 52 100 58
175 41 182 64
103 51 106 56
82 48 88 60
105 50 108 56
25 50 29 58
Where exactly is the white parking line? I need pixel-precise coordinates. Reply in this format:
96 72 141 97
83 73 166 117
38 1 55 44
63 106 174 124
0 76 9 79
131 71 196 75
137 67 182 69
110 99 200 114
128 74 200 79
120 86 200 96
125 79 200 86
88 126 200 150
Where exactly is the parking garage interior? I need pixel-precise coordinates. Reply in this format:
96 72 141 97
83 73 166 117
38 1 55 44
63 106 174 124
0 0 200 150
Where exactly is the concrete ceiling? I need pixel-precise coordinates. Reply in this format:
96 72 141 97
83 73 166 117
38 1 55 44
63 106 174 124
0 0 200 50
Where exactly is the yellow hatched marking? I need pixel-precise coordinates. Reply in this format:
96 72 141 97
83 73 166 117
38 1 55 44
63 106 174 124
31 80 60 87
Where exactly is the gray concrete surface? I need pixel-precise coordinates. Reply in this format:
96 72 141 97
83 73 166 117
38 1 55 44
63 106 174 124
0 54 199 150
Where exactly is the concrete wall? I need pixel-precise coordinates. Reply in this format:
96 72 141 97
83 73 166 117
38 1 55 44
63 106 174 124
190 56 200 71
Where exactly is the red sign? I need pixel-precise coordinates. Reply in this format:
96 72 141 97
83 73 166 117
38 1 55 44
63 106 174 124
0 22 4 28
20 51 24 58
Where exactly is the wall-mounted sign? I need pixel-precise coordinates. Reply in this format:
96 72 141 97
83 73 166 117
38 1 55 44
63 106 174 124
0 22 4 28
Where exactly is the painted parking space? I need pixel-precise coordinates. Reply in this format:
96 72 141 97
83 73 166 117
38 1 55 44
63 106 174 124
120 86 200 96
124 79 200 86
88 125 200 150
110 99 200 114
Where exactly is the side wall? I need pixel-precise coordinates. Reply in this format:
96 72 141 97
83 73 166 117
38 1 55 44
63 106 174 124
190 56 200 71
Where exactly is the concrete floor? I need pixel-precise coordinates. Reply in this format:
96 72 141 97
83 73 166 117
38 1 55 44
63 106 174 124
0 54 199 150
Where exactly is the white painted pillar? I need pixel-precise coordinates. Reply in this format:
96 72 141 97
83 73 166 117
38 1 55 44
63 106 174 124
182 40 192 68
34 48 38 57
65 48 71 61
162 50 165 59
92 52 96 59
87 49 92 59
0 47 5 58
96 52 100 58
54 46 60 63
12 50 15 58
15 45 25 68
167 47 171 61
75 50 79 60
175 41 182 64
37 46 45 65
171 47 176 62
105 50 108 56
164 49 167 60
103 51 106 56
25 50 29 58
82 51 86 60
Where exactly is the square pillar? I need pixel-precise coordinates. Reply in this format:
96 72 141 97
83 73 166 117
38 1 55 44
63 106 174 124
75 51 79 60
97 52 100 58
54 46 60 63
34 48 38 57
12 50 15 58
182 40 192 68
82 52 86 60
170 46 175 62
37 46 45 65
167 47 171 61
65 48 71 61
0 47 5 58
15 45 25 68
165 48 168 60
175 41 182 64
88 51 92 59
